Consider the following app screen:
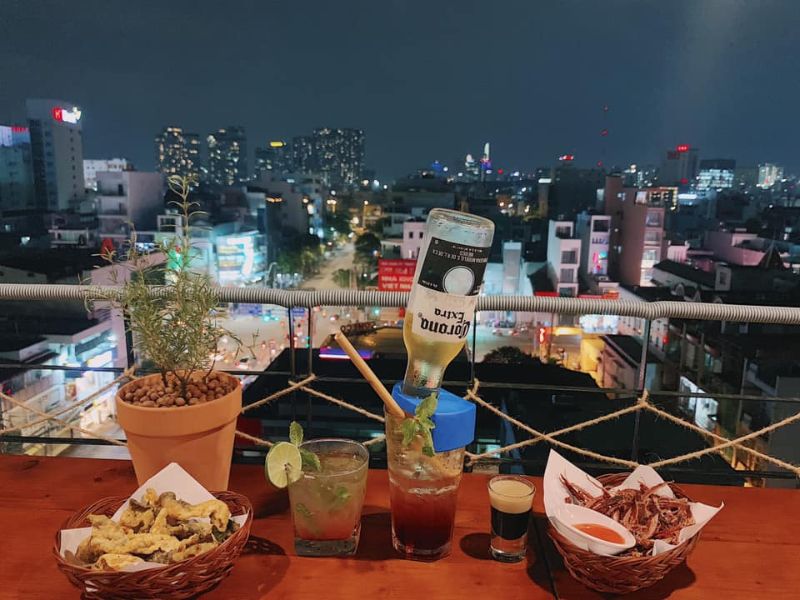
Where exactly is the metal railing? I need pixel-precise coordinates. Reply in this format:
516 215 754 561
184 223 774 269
1 283 799 486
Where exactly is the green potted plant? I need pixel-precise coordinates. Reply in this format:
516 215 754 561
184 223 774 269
91 176 242 490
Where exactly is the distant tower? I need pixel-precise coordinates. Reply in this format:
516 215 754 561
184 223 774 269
480 142 492 181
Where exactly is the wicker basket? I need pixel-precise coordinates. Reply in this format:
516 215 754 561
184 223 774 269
548 473 700 595
53 491 252 600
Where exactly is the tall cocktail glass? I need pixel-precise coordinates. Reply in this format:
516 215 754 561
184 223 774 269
385 409 465 560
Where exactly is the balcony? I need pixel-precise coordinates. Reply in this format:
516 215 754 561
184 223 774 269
0 284 798 597
560 251 578 265
0 283 795 479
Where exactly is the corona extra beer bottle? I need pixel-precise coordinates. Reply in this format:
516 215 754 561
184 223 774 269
402 208 495 398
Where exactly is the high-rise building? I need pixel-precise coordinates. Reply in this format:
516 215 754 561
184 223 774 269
696 159 736 191
154 126 201 188
26 98 85 210
546 220 581 298
83 158 133 192
96 171 164 242
286 128 365 188
254 140 292 180
0 125 35 211
660 145 699 186
604 176 667 287
576 212 611 278
758 163 784 189
206 126 247 187
291 135 314 175
184 133 202 188
539 164 605 220
311 128 365 188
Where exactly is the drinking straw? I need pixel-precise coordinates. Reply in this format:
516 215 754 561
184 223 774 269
334 330 405 418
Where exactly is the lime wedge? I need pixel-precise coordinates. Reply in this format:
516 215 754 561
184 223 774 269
265 442 302 488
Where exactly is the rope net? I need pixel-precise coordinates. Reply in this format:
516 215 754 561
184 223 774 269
2 368 798 479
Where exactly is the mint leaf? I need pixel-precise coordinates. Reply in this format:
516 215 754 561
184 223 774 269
417 393 438 420
289 421 303 446
295 502 321 536
295 502 313 519
401 419 417 446
421 427 435 456
333 485 351 507
300 448 321 472
400 392 438 456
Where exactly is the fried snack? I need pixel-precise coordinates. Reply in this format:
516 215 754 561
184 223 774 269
92 554 144 570
118 500 155 533
149 496 231 534
76 488 239 570
561 475 695 555
171 542 219 562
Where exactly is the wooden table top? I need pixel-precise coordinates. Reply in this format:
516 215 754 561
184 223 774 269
0 455 797 599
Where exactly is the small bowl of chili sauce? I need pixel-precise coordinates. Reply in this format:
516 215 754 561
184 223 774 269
553 504 636 555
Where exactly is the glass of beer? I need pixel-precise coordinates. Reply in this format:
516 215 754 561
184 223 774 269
487 475 535 562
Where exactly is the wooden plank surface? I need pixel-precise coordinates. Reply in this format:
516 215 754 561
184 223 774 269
0 455 553 600
1 455 798 599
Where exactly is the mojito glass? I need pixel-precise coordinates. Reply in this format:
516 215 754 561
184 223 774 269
385 409 465 560
287 438 369 556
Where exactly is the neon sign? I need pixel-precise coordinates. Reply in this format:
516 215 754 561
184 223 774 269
52 106 82 124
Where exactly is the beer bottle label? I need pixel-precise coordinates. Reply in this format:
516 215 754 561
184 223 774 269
410 237 490 342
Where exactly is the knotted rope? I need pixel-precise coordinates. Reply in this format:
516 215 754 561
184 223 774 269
2 367 798 478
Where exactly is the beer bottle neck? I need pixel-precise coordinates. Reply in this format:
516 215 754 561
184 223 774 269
402 359 444 400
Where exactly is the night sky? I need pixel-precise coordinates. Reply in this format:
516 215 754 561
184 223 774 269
1 0 799 178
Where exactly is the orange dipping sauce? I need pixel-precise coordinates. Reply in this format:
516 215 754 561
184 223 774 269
573 523 625 544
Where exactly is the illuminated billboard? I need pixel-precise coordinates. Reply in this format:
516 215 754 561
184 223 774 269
378 259 416 292
52 106 82 124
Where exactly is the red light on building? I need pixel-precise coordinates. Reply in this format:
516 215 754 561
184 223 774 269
497 168 504 175
558 154 575 162
52 107 63 122
680 177 689 185
10 126 27 133
676 144 690 153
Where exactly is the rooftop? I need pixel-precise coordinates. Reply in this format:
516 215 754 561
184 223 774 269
601 334 660 367
653 260 716 288
0 315 103 337
0 248 105 280
0 335 47 353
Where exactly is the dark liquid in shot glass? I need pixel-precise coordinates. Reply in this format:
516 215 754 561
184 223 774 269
491 507 532 540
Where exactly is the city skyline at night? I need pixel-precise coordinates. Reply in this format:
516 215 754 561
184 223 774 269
2 1 799 178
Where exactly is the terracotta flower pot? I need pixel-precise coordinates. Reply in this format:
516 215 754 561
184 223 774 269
115 372 242 490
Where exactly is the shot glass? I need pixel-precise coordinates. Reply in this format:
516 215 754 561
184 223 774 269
487 475 535 562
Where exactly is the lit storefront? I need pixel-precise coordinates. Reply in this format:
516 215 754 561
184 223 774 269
215 232 266 286
0 329 119 456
